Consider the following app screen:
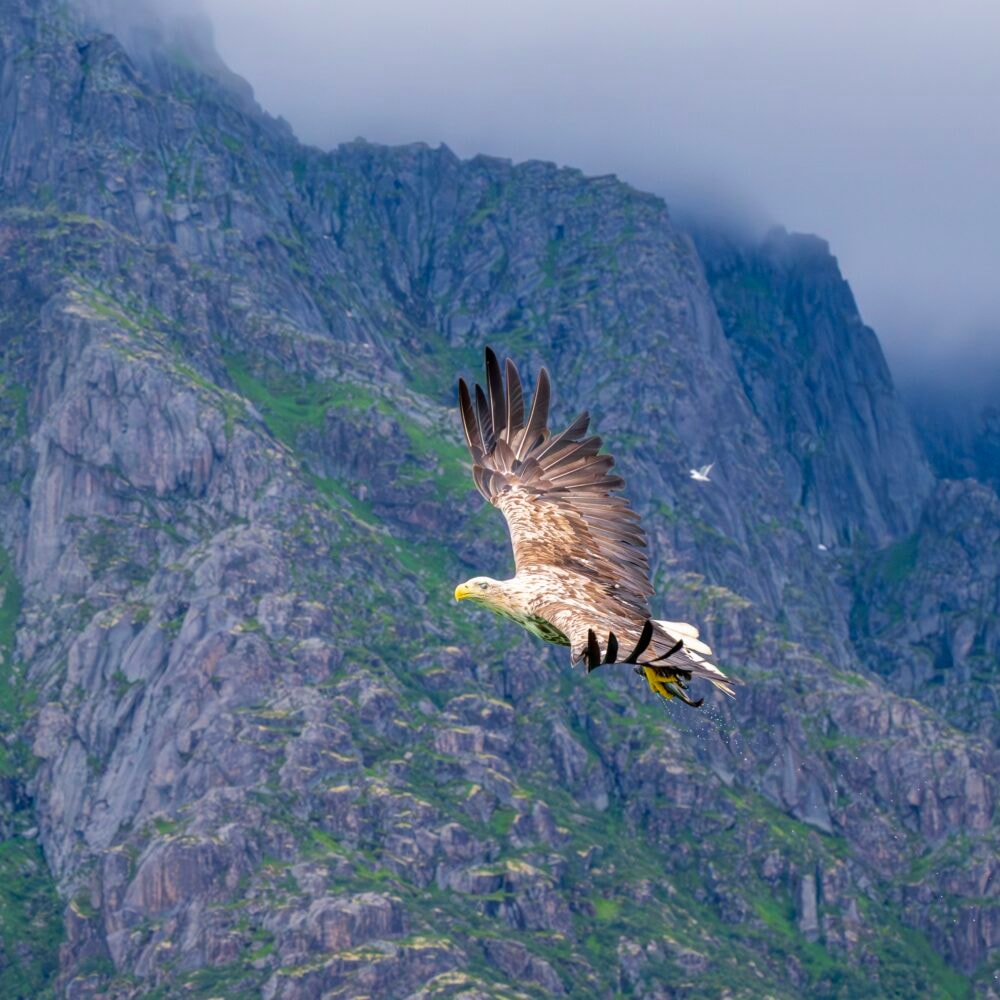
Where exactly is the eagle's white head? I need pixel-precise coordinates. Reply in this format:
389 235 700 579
454 576 531 620
454 576 502 606
455 575 530 625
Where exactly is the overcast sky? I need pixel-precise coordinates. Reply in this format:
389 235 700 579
194 1 1000 384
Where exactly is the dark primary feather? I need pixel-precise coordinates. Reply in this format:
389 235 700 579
504 358 524 437
474 384 493 452
517 366 551 460
485 347 506 435
458 379 482 460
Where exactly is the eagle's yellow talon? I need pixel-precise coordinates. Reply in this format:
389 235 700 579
643 665 676 699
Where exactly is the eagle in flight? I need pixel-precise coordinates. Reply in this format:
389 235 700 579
454 348 734 707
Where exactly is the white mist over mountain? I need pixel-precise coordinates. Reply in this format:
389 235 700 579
86 0 1000 384
78 0 209 55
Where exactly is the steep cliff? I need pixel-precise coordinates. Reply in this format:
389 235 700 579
853 479 1000 742
697 226 933 548
0 2 995 998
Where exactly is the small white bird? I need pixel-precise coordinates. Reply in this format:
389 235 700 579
817 543 828 552
689 463 714 483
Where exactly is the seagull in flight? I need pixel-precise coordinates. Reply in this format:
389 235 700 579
689 463 714 483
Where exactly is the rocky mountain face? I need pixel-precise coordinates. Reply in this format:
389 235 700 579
0 2 996 997
852 479 1000 742
909 395 1000 497
696 226 934 548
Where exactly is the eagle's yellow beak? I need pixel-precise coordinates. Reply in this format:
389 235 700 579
454 583 471 601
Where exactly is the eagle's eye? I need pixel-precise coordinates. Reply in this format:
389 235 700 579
478 582 489 590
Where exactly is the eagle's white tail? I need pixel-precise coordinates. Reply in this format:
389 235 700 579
656 619 712 655
654 619 735 698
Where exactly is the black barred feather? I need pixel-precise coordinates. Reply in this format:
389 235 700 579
604 632 618 664
587 630 601 670
625 620 654 663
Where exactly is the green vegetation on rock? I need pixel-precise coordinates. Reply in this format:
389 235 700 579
0 548 63 998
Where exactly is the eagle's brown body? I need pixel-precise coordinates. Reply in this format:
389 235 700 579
454 348 734 706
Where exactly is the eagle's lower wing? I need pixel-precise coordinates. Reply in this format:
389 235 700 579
458 347 653 620
530 576 733 696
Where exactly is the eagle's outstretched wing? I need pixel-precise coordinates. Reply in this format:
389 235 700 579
458 348 652 618
458 347 734 700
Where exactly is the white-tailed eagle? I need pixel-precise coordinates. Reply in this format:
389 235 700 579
454 348 734 707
